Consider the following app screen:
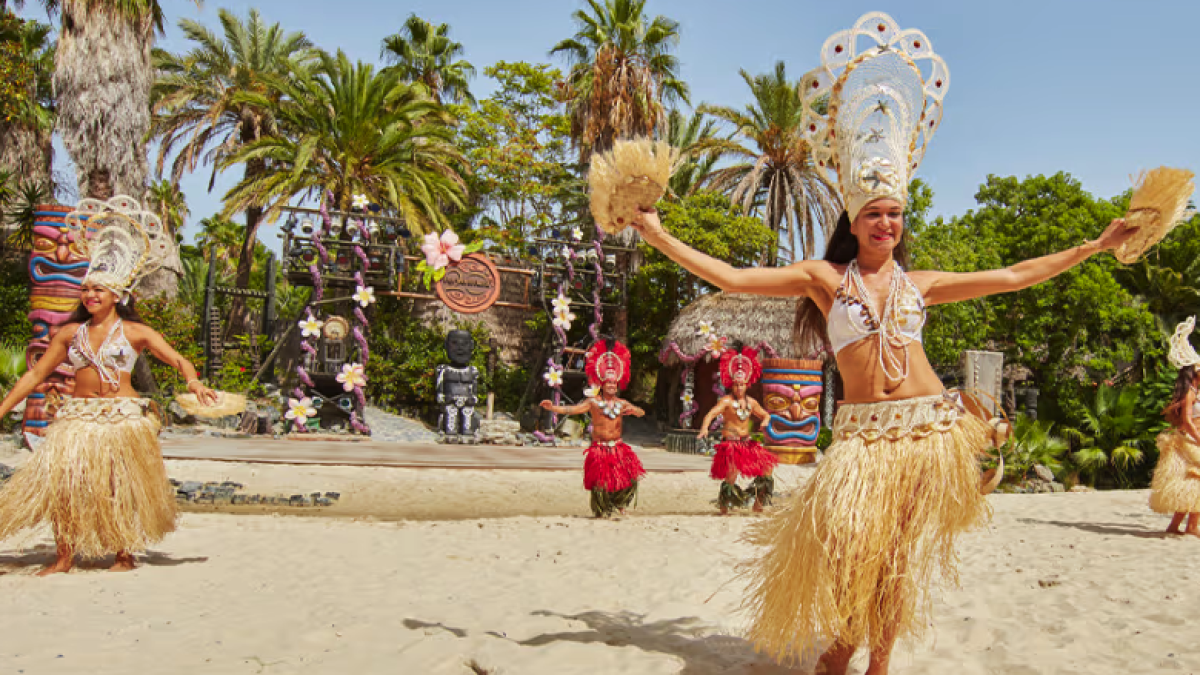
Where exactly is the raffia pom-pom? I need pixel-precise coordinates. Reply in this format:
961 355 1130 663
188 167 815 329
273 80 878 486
174 391 247 418
587 138 679 234
1113 166 1196 264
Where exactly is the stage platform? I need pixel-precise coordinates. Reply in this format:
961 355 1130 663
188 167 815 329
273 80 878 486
159 435 711 472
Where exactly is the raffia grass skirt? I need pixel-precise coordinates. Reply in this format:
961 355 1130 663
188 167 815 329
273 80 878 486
1150 430 1200 514
740 394 992 663
0 398 177 559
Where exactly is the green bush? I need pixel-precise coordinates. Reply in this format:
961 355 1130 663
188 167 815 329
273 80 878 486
137 295 204 394
0 259 31 346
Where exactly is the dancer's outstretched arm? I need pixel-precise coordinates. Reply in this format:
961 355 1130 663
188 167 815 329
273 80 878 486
917 218 1134 305
696 399 728 439
540 399 592 416
633 209 828 297
132 323 218 405
0 326 73 418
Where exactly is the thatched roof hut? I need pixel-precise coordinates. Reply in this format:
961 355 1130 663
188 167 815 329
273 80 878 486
660 292 826 364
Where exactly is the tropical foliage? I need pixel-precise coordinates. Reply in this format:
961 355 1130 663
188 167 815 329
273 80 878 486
551 0 687 159
695 62 840 263
380 13 475 106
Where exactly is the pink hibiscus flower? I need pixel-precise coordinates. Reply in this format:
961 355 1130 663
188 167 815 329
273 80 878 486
421 229 466 270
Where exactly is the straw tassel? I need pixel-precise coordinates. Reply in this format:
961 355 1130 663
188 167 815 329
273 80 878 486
1114 166 1196 264
1150 430 1200 513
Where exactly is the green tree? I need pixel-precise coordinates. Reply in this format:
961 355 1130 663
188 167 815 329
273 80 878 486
220 50 468 233
457 61 579 253
923 173 1157 420
151 8 315 329
194 214 243 277
0 10 54 193
1115 212 1200 334
1061 383 1153 488
663 107 718 199
380 14 475 106
628 190 775 382
695 62 840 263
551 0 688 160
146 178 188 237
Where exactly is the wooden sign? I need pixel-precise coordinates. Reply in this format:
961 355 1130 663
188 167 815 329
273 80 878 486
435 253 501 314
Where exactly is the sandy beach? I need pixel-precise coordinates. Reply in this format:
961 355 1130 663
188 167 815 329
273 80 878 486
1 450 1198 674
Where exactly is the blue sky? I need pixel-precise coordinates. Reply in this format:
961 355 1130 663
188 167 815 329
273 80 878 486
23 0 1200 254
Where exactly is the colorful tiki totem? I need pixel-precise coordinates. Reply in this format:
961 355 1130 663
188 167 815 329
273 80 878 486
23 204 88 440
760 358 824 464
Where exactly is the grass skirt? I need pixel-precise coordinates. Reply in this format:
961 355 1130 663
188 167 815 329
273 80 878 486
1150 430 1200 513
740 393 992 663
711 438 778 480
583 440 645 492
0 398 176 559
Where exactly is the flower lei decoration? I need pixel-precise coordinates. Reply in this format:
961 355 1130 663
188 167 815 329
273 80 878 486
285 397 318 429
415 228 483 290
352 284 376 308
551 290 575 330
336 362 367 392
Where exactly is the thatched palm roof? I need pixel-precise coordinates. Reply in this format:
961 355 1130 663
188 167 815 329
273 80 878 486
660 292 826 365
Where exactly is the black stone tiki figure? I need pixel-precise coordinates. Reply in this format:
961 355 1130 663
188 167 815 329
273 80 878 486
436 329 481 442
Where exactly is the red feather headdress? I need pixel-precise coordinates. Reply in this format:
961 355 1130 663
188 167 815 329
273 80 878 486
585 339 631 390
720 347 762 388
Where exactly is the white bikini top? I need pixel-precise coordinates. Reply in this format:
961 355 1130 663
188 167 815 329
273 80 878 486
827 261 925 355
68 319 138 388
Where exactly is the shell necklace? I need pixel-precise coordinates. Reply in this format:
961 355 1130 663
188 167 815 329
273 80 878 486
731 397 750 421
77 319 125 391
845 259 924 383
597 397 623 419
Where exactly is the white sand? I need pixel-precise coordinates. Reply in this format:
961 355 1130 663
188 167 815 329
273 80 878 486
1 455 1199 674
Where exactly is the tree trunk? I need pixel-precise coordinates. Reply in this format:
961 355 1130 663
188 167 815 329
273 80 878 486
225 152 267 337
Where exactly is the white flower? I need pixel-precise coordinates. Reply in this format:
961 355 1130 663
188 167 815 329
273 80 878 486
552 310 575 330
571 227 584 241
352 285 376 307
285 397 318 425
543 365 564 388
351 193 369 210
680 391 694 406
561 245 573 259
336 363 367 392
551 291 570 314
298 315 324 338
706 335 728 357
696 320 715 339
584 384 600 399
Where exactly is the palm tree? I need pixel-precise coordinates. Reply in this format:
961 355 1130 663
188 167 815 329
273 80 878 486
0 11 55 194
220 50 468 235
1000 415 1070 484
695 62 841 263
151 8 315 302
550 0 688 160
380 14 475 106
146 178 188 237
1061 384 1152 488
663 108 718 198
194 214 242 273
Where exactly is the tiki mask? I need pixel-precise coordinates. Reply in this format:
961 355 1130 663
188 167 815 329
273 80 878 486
760 358 823 464
23 204 87 440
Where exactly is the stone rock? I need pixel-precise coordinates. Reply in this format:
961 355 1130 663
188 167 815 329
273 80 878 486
559 418 584 440
1069 485 1091 493
1033 464 1055 483
1049 482 1065 493
168 400 197 425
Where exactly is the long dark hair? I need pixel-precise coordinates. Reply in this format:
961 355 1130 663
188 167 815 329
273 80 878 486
1163 365 1198 427
793 210 911 353
63 296 145 326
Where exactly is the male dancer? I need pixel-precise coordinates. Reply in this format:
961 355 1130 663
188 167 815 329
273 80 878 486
541 340 645 517
697 347 777 514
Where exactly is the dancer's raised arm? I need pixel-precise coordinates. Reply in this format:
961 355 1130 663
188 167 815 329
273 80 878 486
632 209 830 298
916 217 1134 305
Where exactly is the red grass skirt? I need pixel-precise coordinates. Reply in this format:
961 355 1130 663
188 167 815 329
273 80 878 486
583 441 646 492
710 438 778 480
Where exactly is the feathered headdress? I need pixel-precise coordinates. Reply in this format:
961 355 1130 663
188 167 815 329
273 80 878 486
1168 316 1200 370
585 339 632 390
65 196 172 299
720 347 762 388
1113 167 1196 264
801 12 949 221
588 138 679 234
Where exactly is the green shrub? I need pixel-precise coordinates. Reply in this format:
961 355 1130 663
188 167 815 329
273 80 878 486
137 295 204 394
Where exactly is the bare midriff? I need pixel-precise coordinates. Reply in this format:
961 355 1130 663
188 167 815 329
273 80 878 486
71 368 139 399
833 338 944 403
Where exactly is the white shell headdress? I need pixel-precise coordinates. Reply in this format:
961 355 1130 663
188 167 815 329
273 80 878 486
66 196 172 298
1168 316 1200 370
801 12 949 221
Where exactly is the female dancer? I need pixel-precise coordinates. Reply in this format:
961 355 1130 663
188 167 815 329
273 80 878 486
630 13 1136 673
1152 317 1200 536
0 209 216 575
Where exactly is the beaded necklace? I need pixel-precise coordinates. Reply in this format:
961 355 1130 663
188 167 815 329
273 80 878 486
837 259 926 383
731 396 751 421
